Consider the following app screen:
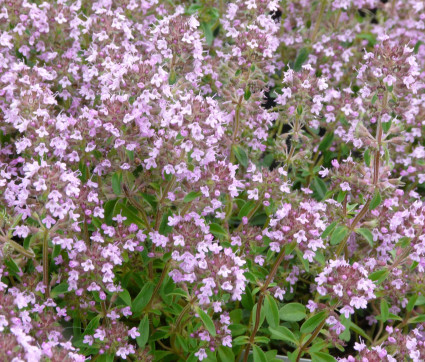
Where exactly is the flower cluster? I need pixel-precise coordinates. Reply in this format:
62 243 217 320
1 0 425 361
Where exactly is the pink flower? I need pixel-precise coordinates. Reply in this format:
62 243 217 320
340 182 351 191
94 328 106 341
195 348 208 361
128 327 140 339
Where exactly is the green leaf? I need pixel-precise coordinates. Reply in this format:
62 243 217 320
244 86 251 101
414 40 423 54
132 282 154 315
301 311 327 334
294 48 309 71
319 132 334 152
238 200 255 218
369 269 389 283
115 202 144 227
209 223 228 238
369 191 382 210
279 303 306 322
330 226 350 246
118 289 132 306
254 336 270 344
388 313 402 321
337 190 347 203
217 346 234 362
381 299 389 322
355 228 374 247
229 324 248 336
356 32 377 46
112 172 122 195
310 341 328 353
250 213 267 226
184 191 202 203
264 295 279 328
159 210 173 236
154 351 172 360
349 321 372 342
382 118 392 133
104 199 118 224
339 316 351 342
50 282 70 298
197 308 216 337
252 345 267 362
314 251 326 265
407 295 418 312
268 326 297 344
141 192 157 210
83 315 101 336
4 258 20 276
297 105 303 115
175 335 189 352
97 354 114 362
311 352 337 362
296 248 309 272
364 149 371 167
201 22 214 46
408 314 425 323
232 145 249 168
186 4 202 14
232 335 249 346
312 177 327 201
136 315 149 348
73 314 82 338
416 295 425 306
321 222 337 239
168 69 177 85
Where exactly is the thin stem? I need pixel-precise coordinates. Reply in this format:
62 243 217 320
230 95 244 163
235 197 264 233
144 261 171 312
101 300 108 326
0 235 35 259
43 229 50 298
311 0 327 43
296 318 327 362
154 175 176 230
123 185 152 232
335 198 371 257
170 300 193 351
333 9 341 28
242 248 286 362
175 302 192 333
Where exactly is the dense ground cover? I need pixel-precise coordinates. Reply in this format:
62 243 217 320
1 0 425 361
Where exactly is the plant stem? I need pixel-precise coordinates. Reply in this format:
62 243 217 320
123 185 152 232
101 300 108 326
154 175 176 230
170 300 193 351
333 9 341 28
43 229 50 298
175 302 192 332
336 103 384 256
144 261 170 312
242 248 286 362
296 318 327 361
235 197 264 233
311 0 327 43
230 95 244 163
0 235 35 259
335 198 371 256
